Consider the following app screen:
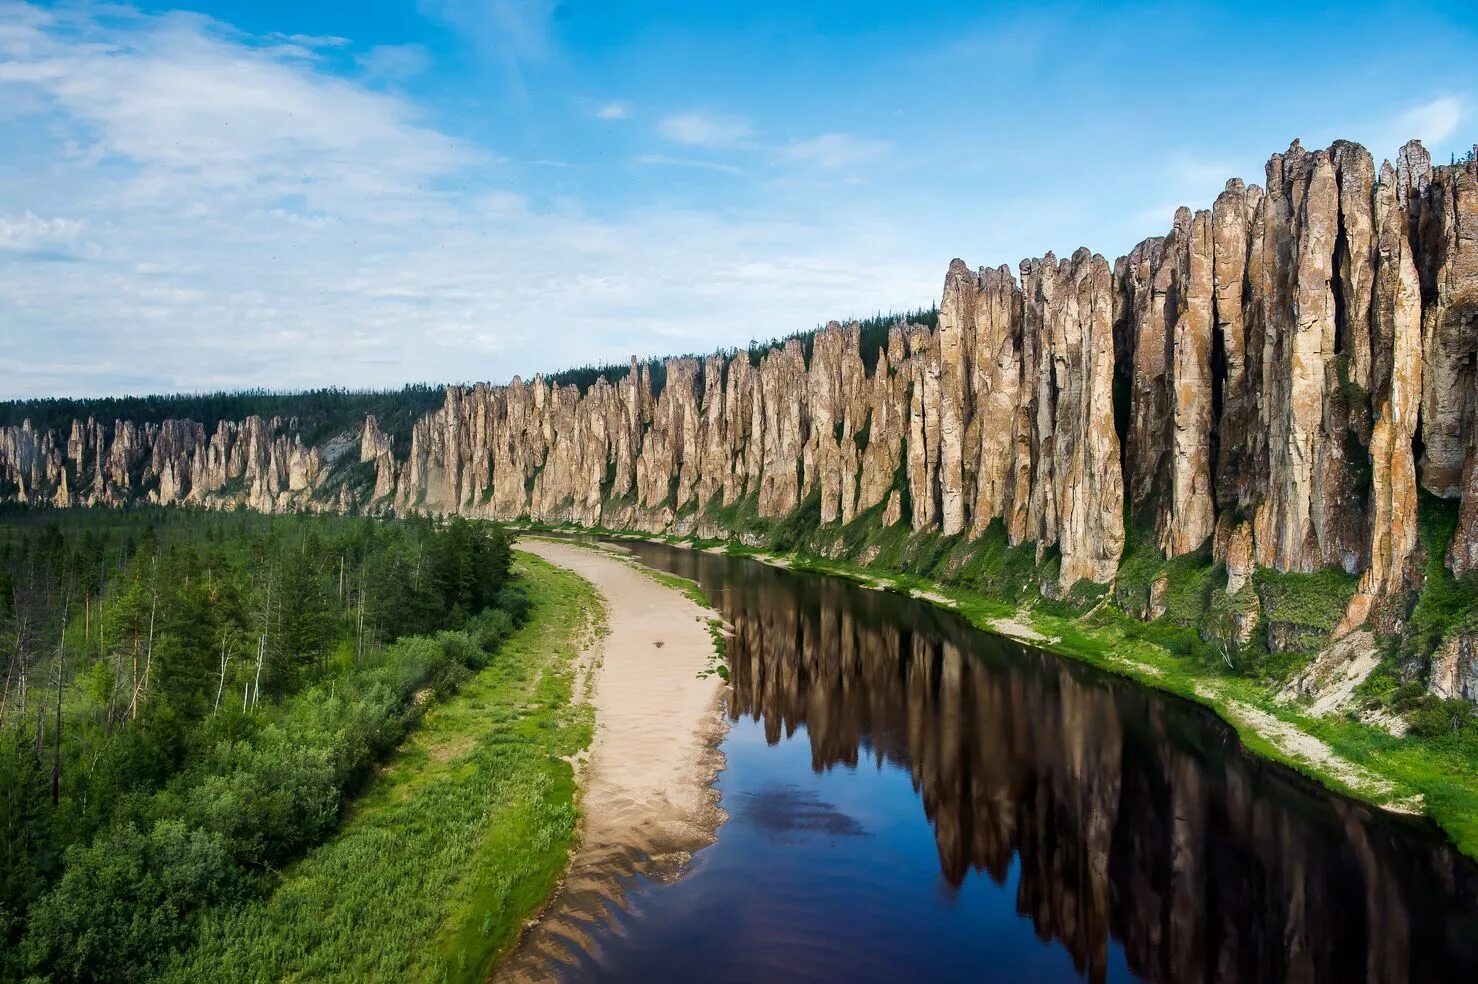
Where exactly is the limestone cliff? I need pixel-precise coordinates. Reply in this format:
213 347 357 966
3 138 1476 609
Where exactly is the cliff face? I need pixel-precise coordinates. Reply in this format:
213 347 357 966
0 414 352 514
3 139 1476 605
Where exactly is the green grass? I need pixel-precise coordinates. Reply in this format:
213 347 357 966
1402 493 1478 667
164 553 599 983
637 564 711 609
704 492 766 536
1253 565 1359 651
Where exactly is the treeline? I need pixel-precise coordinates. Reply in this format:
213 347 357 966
3 308 943 435
0 506 522 981
0 384 448 446
544 306 940 397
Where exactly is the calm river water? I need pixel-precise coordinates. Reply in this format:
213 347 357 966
535 541 1478 983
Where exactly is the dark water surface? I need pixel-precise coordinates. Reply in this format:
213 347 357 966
549 542 1478 983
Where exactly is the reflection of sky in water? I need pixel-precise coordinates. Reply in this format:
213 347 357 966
536 541 1478 984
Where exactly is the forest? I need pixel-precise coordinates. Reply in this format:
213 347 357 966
542 306 940 396
0 385 448 448
0 505 522 982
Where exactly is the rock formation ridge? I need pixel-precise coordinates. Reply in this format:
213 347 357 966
3 139 1475 618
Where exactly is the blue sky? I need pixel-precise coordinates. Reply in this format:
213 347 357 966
1 1 1475 398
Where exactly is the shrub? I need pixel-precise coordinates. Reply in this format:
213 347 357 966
23 820 242 984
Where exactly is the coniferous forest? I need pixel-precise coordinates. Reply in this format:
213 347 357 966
0 506 522 982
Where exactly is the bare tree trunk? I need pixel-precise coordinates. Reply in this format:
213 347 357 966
252 570 274 709
9 582 34 730
100 599 117 732
0 603 14 727
214 628 234 715
355 566 367 667
141 573 157 707
52 589 70 807
0 651 14 730
128 562 160 721
128 622 139 723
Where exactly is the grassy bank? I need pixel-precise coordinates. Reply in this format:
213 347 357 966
511 513 1478 862
165 552 600 983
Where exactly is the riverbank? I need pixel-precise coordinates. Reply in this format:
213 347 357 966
164 553 600 983
499 538 728 979
508 522 1478 862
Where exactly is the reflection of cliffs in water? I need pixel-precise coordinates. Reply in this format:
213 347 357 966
634 544 1478 984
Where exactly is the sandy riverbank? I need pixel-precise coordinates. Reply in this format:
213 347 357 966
497 539 728 981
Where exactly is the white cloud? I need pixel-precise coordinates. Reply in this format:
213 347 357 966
781 133 890 169
269 33 352 49
0 212 85 257
595 101 629 120
1393 96 1463 146
0 4 941 399
656 111 752 148
1355 96 1467 160
636 154 744 175
0 7 473 215
357 43 432 81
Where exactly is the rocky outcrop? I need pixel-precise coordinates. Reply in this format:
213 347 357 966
1346 159 1426 626
0 414 336 514
1417 150 1476 497
1430 632 1478 703
3 139 1476 602
1116 207 1215 557
1425 150 1478 572
932 252 1124 585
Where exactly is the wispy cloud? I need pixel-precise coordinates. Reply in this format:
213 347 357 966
0 7 473 214
636 154 744 175
656 111 752 148
1344 95 1468 161
595 100 630 120
357 43 432 82
419 0 557 59
1387 95 1464 147
266 32 352 52
0 3 941 399
418 0 559 100
780 133 890 170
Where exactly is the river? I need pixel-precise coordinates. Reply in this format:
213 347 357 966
525 541 1478 983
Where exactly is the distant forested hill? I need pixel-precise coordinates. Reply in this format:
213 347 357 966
0 385 448 444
